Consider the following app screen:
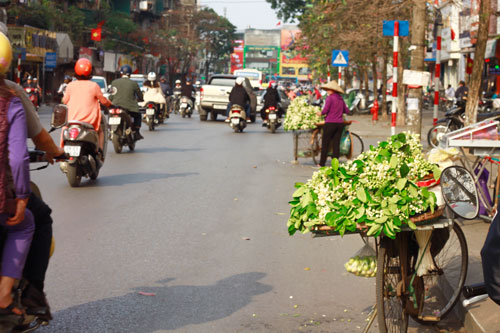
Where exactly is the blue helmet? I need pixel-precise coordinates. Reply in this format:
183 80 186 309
120 65 132 76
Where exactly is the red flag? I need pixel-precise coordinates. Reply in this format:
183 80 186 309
466 56 473 75
91 27 102 41
276 21 281 26
451 28 455 41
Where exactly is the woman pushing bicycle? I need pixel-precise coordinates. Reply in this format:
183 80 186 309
316 80 349 166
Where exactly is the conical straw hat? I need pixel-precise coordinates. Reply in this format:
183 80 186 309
320 80 344 94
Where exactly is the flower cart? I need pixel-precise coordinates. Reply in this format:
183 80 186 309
283 96 323 163
287 133 476 332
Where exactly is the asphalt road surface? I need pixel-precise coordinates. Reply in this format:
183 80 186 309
31 106 461 332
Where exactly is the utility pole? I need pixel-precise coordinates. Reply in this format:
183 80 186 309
465 0 490 126
406 0 426 136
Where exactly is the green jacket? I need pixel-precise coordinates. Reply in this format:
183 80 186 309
110 77 143 113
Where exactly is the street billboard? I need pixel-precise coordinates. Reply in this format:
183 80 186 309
231 40 244 73
280 29 307 65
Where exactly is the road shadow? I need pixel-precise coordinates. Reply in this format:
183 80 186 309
133 146 204 154
42 272 272 332
82 172 198 187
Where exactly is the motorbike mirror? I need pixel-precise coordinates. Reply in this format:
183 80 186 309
440 166 479 219
50 104 68 129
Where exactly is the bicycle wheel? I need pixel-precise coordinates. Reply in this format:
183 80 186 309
376 237 409 332
349 132 364 159
410 222 468 324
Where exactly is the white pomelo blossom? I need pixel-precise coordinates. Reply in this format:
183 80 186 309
283 96 323 131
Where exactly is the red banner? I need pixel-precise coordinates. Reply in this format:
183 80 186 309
231 51 243 73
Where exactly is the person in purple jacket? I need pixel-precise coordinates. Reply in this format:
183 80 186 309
316 80 349 166
0 32 35 318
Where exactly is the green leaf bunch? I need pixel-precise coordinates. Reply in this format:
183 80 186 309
287 132 439 238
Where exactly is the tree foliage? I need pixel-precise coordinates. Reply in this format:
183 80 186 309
196 8 236 76
266 0 308 22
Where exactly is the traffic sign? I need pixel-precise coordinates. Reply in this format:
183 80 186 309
44 52 57 69
383 20 409 37
331 50 349 67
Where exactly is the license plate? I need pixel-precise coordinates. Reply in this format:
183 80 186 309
269 113 277 120
231 118 240 125
180 103 187 108
214 104 227 110
64 145 81 157
109 117 121 125
146 108 155 115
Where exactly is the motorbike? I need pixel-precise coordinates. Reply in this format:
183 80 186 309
0 150 56 332
24 87 39 111
108 106 138 154
142 102 159 131
228 105 247 133
179 96 193 118
52 105 107 187
172 90 181 114
427 104 500 148
263 105 281 133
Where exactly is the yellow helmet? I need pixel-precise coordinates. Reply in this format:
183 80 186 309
0 33 12 75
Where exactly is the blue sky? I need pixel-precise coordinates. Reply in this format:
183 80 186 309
198 0 286 31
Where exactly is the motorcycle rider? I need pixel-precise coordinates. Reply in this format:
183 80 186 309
110 65 144 140
261 81 281 126
0 32 35 318
2 22 62 323
181 78 196 105
159 76 172 97
455 80 468 111
226 77 251 122
57 75 71 102
142 72 167 117
171 79 182 113
62 58 111 155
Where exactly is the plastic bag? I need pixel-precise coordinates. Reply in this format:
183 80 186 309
339 128 351 156
344 243 377 278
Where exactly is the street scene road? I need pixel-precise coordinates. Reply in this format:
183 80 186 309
29 106 461 332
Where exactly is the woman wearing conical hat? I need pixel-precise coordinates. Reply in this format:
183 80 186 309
316 80 349 166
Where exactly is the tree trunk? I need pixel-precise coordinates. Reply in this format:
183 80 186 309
345 68 352 89
363 67 369 106
381 51 388 120
372 55 379 101
465 0 491 126
406 0 427 135
396 40 406 126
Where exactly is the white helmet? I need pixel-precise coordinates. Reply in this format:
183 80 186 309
235 77 244 85
147 72 156 81
175 79 181 84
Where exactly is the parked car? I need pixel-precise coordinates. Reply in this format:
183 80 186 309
199 75 257 122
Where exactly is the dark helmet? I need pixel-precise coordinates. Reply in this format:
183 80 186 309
120 65 132 76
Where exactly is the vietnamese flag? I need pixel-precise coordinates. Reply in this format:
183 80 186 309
91 27 102 41
466 56 473 75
